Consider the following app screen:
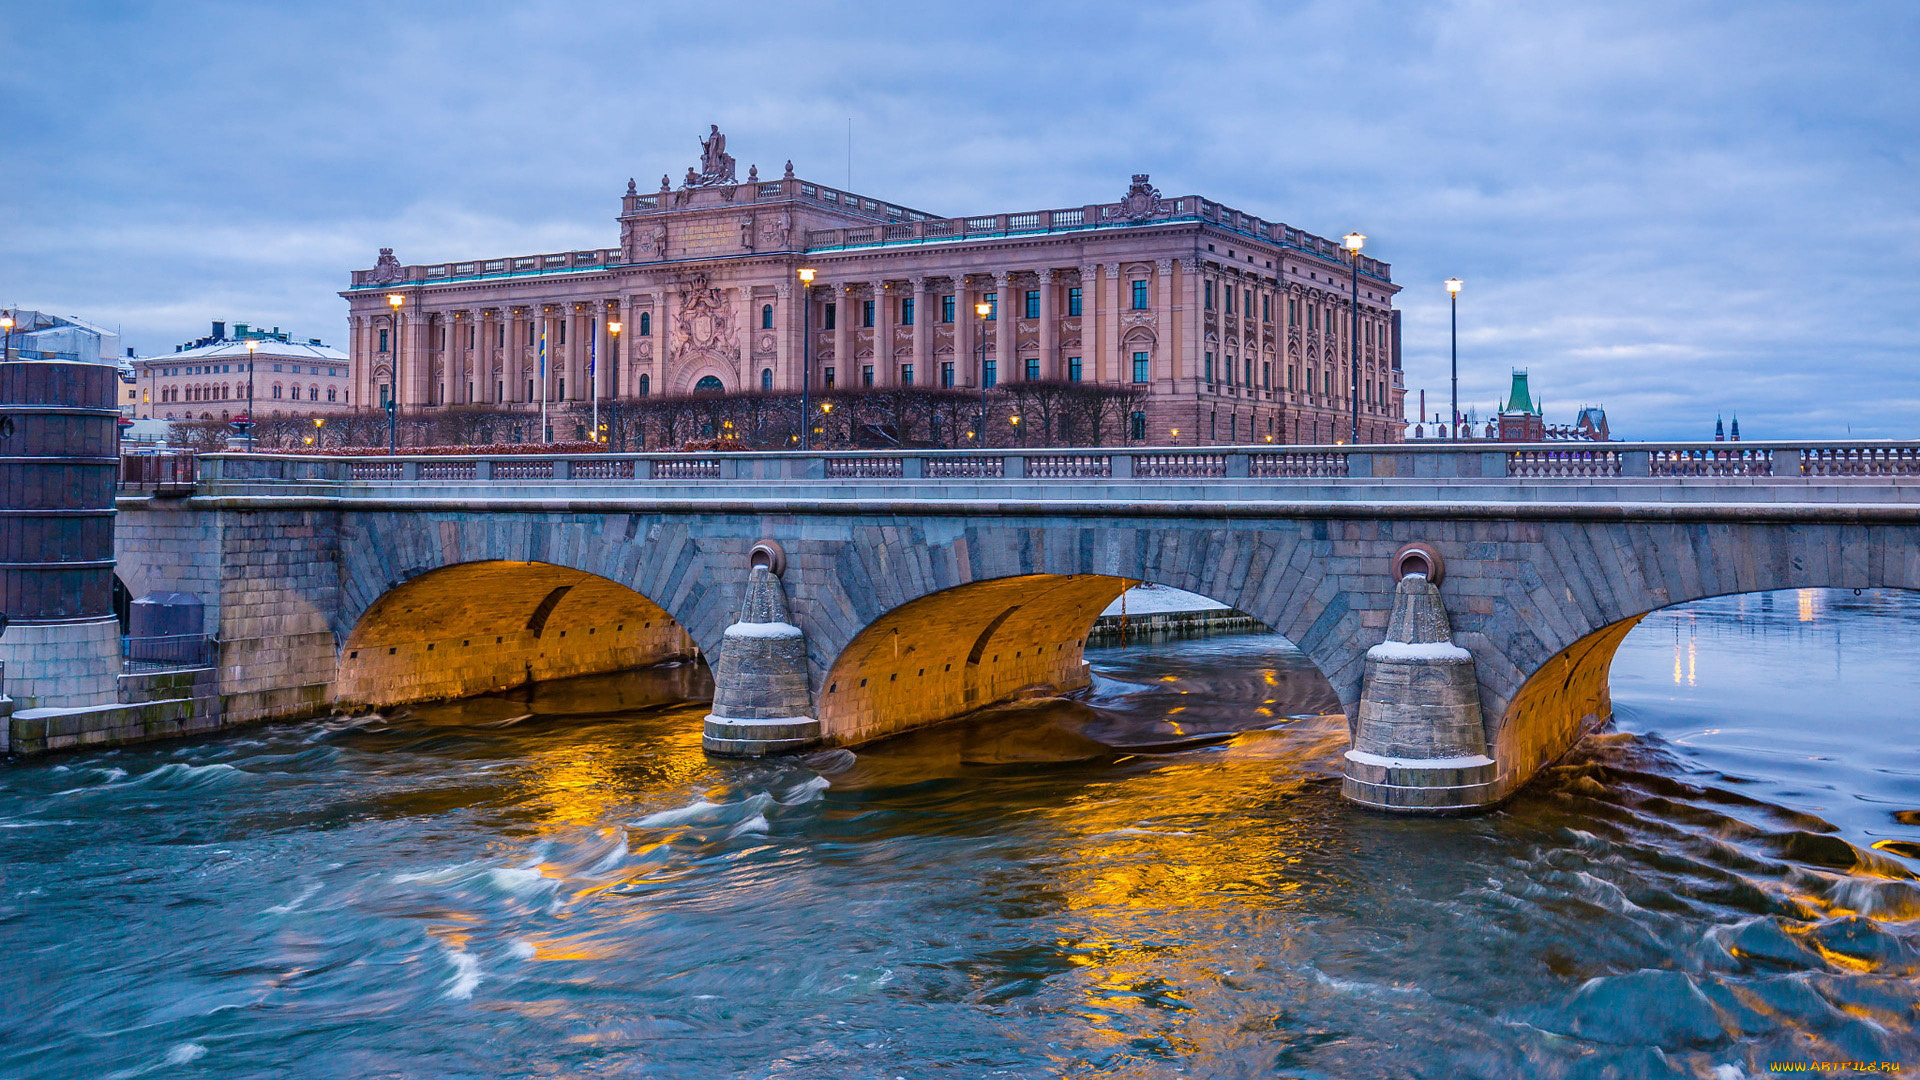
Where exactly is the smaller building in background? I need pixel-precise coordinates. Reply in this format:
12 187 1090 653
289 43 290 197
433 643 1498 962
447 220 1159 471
133 321 354 421
1407 371 1608 441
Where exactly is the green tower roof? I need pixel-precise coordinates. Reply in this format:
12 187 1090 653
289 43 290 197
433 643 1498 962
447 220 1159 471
1504 369 1538 415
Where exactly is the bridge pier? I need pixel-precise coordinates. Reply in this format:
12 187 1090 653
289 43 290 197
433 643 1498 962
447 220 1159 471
1342 568 1499 814
702 544 821 757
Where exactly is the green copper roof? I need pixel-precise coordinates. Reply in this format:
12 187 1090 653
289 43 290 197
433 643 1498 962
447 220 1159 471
1504 369 1538 414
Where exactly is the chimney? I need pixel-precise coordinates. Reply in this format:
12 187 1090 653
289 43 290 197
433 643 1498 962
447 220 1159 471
212 321 226 340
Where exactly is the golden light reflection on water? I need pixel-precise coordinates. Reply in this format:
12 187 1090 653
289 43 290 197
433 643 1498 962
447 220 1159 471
1026 717 1351 1055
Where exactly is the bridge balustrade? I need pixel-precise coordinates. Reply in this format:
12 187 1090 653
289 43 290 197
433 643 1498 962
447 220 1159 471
825 457 904 479
118 440 1920 498
1135 453 1228 478
1027 455 1112 479
1250 452 1346 478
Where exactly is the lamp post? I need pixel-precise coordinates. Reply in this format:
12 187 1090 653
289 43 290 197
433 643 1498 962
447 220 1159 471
386 293 403 453
1445 278 1463 441
975 299 992 448
0 312 12 362
314 416 325 449
797 267 815 451
607 320 621 448
1342 232 1365 445
244 339 257 451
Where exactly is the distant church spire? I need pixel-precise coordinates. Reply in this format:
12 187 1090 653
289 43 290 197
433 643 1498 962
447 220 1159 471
1714 414 1725 442
1730 415 1740 441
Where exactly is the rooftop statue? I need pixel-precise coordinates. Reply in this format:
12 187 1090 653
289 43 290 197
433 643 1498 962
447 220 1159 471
692 124 737 186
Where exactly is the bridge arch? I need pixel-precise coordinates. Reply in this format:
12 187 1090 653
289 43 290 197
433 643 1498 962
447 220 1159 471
1491 521 1920 803
335 560 701 708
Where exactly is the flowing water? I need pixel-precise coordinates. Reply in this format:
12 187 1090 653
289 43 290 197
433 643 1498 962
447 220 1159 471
1 589 1915 1078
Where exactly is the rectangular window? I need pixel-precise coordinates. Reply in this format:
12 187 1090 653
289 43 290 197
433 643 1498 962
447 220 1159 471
987 294 998 320
1025 358 1039 381
1068 356 1082 382
862 300 874 328
1224 284 1233 314
1129 410 1146 441
1245 288 1252 316
378 329 389 352
942 295 955 322
862 365 874 387
1205 352 1215 386
901 363 913 386
1262 295 1270 321
558 322 566 346
1023 290 1039 319
1204 280 1215 311
1132 352 1150 383
1067 288 1082 316
1131 281 1148 310
1262 361 1271 390
497 325 505 347
941 361 955 388
901 297 914 326
1308 307 1317 332
1289 299 1298 327
824 366 835 389
984 360 997 388
1245 358 1254 387
824 303 836 330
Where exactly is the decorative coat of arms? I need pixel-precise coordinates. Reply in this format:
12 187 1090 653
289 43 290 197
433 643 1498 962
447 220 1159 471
368 248 404 284
670 274 740 370
1117 174 1164 221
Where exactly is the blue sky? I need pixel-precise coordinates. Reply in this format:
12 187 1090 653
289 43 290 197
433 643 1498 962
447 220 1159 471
3 1 1915 438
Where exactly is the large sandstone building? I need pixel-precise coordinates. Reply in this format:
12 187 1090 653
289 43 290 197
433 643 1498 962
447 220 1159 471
342 128 1405 445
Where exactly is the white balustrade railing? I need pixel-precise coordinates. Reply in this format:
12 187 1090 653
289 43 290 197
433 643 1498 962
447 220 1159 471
1135 453 1227 478
1251 452 1346 478
1507 449 1623 479
1026 454 1111 478
826 457 904 479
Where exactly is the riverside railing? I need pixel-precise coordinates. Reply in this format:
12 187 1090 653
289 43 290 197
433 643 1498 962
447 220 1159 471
125 441 1920 496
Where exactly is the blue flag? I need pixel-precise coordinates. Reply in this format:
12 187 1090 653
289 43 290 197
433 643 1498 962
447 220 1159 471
538 326 546 377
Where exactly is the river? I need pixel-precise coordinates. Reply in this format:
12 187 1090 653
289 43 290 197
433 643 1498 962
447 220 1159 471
1 588 1914 1077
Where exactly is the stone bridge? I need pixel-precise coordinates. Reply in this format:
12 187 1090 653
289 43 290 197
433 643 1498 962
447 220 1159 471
107 441 1920 811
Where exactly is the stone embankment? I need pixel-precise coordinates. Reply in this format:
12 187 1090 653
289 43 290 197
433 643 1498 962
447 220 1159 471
1085 585 1264 646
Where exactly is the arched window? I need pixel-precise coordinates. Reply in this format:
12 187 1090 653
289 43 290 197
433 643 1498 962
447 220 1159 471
309 386 319 401
272 385 282 399
638 374 651 396
327 387 337 402
694 375 724 394
760 368 772 391
761 304 773 329
638 312 651 336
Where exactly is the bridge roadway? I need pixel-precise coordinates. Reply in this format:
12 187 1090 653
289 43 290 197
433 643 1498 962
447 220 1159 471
109 441 1920 811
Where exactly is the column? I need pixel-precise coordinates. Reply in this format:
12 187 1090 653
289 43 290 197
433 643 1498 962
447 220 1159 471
1105 265 1123 386
506 307 526 403
403 307 430 410
993 272 1014 389
1079 265 1099 383
1036 269 1057 380
653 288 670 395
774 282 794 391
439 312 457 407
478 309 496 403
350 315 371 411
1179 258 1201 437
1153 259 1175 393
954 275 975 388
832 282 852 389
869 279 890 386
910 276 930 387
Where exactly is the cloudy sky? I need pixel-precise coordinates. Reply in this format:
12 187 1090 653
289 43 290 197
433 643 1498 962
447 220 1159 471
4 1 1915 438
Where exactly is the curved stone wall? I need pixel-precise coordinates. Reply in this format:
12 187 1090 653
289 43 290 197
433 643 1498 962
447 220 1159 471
818 573 1128 744
335 560 699 708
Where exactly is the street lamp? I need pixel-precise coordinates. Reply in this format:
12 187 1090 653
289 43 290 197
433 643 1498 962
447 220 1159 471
1342 232 1365 445
797 267 815 451
606 320 621 448
975 299 992 448
1445 278 1463 441
385 293 403 454
314 416 325 449
244 339 258 451
0 312 12 362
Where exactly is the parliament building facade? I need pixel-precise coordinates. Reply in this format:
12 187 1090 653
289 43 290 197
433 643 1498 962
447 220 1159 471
342 128 1405 445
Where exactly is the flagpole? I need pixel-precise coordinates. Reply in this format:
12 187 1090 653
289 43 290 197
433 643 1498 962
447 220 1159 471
590 316 599 446
539 314 549 443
